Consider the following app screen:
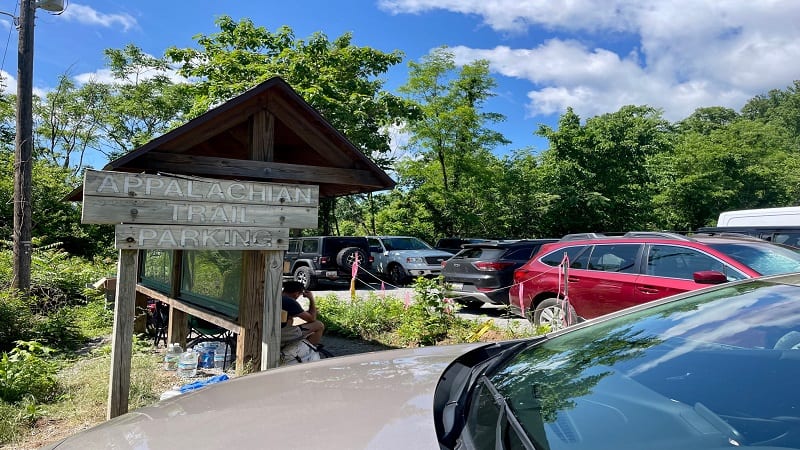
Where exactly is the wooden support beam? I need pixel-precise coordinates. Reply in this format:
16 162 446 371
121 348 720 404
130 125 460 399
262 250 283 370
167 250 187 348
107 248 138 420
250 109 274 162
139 152 386 188
136 285 242 334
237 251 266 373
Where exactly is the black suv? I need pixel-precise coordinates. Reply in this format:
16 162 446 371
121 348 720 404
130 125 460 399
283 236 371 289
434 237 489 254
441 239 557 308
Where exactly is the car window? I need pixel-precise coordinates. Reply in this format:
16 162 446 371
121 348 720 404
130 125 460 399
503 247 536 261
301 239 319 253
646 244 745 281
288 240 300 253
455 247 503 259
466 279 800 450
382 237 431 251
705 242 800 275
772 232 800 248
541 245 588 267
587 244 640 273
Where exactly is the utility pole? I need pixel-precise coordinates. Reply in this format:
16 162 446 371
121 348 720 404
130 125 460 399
12 0 34 293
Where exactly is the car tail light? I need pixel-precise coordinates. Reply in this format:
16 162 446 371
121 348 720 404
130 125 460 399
441 260 448 268
369 255 374 263
319 256 329 264
473 261 514 271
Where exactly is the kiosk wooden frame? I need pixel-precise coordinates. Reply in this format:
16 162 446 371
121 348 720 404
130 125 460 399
70 77 395 419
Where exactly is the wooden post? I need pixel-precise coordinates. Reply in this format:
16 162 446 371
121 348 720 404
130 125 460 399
166 250 187 348
107 248 138 419
237 250 266 373
262 250 283 370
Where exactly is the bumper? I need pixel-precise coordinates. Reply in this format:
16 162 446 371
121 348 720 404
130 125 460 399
408 269 441 277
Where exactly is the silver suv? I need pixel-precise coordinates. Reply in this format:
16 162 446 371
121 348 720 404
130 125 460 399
367 236 453 285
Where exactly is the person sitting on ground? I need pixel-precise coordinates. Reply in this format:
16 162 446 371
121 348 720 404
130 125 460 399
281 281 325 346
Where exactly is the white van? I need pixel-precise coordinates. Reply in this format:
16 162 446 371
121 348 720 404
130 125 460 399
717 206 800 226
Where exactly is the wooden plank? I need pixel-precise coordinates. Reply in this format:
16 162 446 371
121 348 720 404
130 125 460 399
82 197 318 228
83 169 319 206
262 250 283 370
237 251 265 373
139 152 388 188
136 285 242 334
250 109 274 162
115 225 289 250
107 248 138 420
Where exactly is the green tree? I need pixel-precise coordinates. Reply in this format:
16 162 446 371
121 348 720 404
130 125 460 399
396 47 509 237
536 106 673 233
652 118 800 229
165 17 415 233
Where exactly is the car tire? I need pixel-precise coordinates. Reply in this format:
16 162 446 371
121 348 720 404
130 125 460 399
336 247 368 270
293 266 316 290
532 298 577 331
456 298 484 309
388 264 408 286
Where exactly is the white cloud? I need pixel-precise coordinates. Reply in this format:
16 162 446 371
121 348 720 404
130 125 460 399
60 3 137 32
381 0 800 121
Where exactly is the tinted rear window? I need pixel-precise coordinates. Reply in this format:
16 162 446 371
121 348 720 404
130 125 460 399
706 242 800 275
454 248 505 259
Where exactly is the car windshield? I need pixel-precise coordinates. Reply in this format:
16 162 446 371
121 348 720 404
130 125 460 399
462 276 800 450
382 237 431 251
707 241 800 275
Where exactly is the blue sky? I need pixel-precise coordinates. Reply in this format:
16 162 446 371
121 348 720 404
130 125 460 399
2 0 799 162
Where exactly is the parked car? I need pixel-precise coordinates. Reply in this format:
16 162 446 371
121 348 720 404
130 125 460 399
441 239 557 308
367 235 453 285
434 237 489 254
511 231 800 329
283 236 371 289
48 272 800 449
696 226 800 248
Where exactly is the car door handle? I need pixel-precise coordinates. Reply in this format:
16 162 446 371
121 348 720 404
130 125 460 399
567 277 580 283
637 286 659 294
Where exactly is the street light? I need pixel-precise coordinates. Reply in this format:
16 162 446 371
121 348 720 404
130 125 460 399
11 0 64 293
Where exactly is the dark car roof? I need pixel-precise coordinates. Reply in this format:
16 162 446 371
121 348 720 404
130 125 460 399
461 238 558 250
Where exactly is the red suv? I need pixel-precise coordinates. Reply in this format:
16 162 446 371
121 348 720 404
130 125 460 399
511 231 800 329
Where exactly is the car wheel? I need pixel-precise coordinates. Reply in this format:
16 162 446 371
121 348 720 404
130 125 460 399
456 298 484 309
388 264 408 286
293 266 316 290
336 247 368 270
533 298 577 331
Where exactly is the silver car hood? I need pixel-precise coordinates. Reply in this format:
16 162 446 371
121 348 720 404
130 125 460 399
48 343 483 450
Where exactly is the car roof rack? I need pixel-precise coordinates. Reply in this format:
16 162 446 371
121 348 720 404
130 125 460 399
560 233 606 241
623 231 695 241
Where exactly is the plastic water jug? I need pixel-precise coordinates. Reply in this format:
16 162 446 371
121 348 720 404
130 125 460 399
177 350 198 378
197 342 217 369
214 344 229 369
163 343 183 371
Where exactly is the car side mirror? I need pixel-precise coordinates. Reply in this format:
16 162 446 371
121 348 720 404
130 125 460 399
693 270 728 284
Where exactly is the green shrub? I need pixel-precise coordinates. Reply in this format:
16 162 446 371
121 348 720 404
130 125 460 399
0 290 34 352
33 308 84 352
317 292 405 340
0 341 60 404
72 293 113 337
397 276 464 346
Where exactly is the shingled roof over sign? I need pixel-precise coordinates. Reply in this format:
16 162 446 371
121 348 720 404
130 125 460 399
68 76 395 200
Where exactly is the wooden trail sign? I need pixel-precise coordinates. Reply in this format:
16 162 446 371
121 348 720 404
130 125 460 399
82 169 319 231
115 225 289 250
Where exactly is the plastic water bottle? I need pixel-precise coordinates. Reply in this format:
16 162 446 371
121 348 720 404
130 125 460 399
198 343 217 369
214 344 228 369
163 343 183 371
177 350 198 378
